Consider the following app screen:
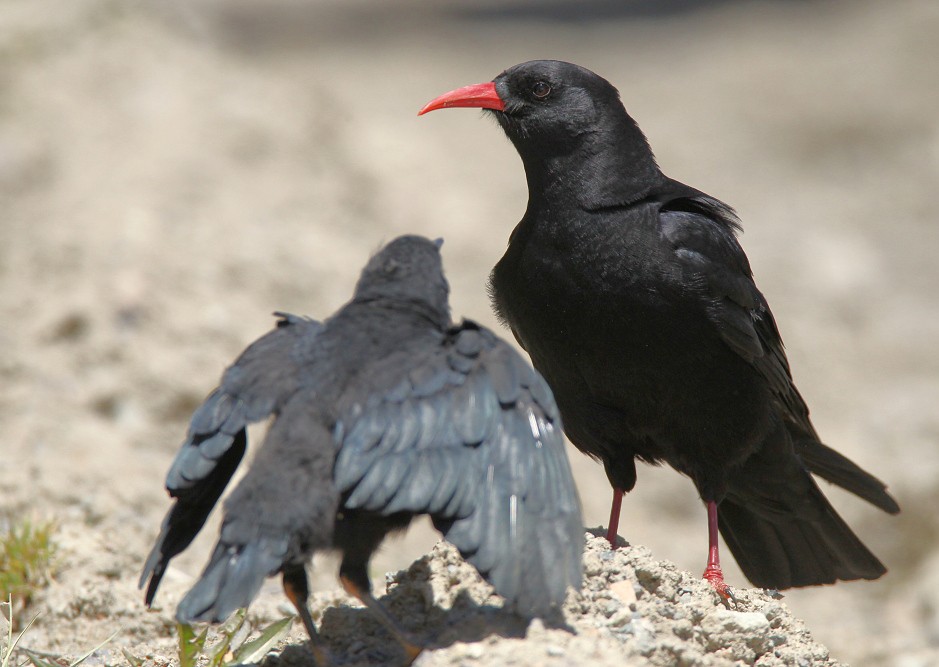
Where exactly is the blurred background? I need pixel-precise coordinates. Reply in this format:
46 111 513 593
1 0 937 664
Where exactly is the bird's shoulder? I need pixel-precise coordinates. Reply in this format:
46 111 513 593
340 318 552 420
653 185 750 274
652 185 813 422
220 312 323 395
332 317 561 493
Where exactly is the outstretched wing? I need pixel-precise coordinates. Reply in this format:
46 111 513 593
140 313 322 604
176 396 338 624
333 320 583 617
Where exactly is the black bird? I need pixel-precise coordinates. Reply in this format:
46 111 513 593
140 235 583 663
419 61 899 597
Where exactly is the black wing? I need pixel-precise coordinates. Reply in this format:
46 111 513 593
660 196 898 513
333 320 583 617
140 313 322 604
659 197 807 424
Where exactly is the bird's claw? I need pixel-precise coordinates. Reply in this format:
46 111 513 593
703 565 737 607
340 575 424 665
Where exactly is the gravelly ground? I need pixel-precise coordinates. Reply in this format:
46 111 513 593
1 1 937 665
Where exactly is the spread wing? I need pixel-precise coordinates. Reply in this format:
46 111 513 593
176 396 338 624
140 313 322 604
333 320 583 617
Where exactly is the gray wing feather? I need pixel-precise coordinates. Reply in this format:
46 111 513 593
334 321 583 617
140 313 321 604
166 314 322 494
176 397 338 623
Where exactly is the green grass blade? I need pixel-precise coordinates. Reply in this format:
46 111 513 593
4 611 39 666
229 617 294 665
121 649 144 667
22 650 58 667
2 596 11 666
68 629 119 667
177 624 207 667
208 610 247 667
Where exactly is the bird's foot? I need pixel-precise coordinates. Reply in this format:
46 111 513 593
283 570 333 665
605 525 620 551
702 565 737 606
606 488 624 550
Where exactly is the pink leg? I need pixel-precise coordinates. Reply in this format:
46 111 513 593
702 500 734 601
605 488 624 549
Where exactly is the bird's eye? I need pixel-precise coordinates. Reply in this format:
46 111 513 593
531 81 552 99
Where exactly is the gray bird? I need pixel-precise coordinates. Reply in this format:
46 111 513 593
140 235 583 664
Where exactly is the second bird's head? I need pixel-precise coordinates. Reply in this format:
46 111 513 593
419 60 627 159
355 235 450 327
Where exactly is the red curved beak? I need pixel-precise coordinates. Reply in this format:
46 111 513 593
418 82 505 116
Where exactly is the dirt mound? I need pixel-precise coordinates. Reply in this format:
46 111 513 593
12 531 838 667
298 532 837 667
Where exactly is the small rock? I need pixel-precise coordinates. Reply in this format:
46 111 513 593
702 608 771 635
463 643 484 659
610 579 638 606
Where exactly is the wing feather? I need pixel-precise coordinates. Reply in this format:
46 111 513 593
334 320 583 617
660 202 806 421
140 313 321 604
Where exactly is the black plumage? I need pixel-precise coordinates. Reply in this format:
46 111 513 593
140 235 582 660
419 60 899 595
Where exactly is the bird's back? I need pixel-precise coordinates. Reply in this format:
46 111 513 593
491 195 775 484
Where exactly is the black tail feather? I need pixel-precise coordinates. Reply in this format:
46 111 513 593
798 439 900 515
718 483 886 590
175 538 288 624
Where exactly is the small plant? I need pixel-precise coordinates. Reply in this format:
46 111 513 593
21 633 117 667
0 595 117 667
123 609 294 667
0 519 57 626
1 596 37 667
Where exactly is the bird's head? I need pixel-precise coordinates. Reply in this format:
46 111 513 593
354 235 450 328
420 60 660 207
420 60 625 158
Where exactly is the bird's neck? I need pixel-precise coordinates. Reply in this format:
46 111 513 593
520 116 664 213
349 295 449 332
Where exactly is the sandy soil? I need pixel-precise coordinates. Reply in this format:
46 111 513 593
1 0 937 665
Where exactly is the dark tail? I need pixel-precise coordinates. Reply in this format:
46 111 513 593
140 429 247 605
718 483 886 589
175 537 288 624
797 438 900 514
174 406 339 623
717 419 891 590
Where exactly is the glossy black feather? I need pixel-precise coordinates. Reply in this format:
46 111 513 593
475 60 898 589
